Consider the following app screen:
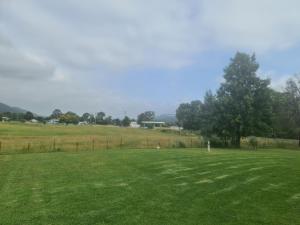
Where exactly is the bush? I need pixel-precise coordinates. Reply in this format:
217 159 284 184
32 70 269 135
248 136 258 149
177 141 186 148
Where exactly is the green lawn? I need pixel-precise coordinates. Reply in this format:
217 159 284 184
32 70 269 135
0 149 299 225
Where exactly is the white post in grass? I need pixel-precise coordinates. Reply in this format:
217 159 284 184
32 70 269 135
208 141 211 152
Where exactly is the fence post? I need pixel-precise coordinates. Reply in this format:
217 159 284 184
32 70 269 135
146 137 149 149
106 137 109 150
120 136 123 149
0 141 2 152
76 142 79 152
190 138 193 148
92 138 95 151
27 143 31 153
53 138 56 151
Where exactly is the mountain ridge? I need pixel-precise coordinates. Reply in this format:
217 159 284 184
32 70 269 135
0 102 28 113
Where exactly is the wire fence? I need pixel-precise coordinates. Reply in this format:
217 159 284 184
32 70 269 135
0 136 204 154
242 137 300 149
0 136 298 155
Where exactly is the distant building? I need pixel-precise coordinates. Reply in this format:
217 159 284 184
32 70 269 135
78 121 88 126
48 119 59 124
169 126 182 131
141 121 165 128
130 121 140 128
31 119 38 123
2 117 9 122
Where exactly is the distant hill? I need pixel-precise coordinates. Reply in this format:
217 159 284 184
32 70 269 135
155 114 177 124
0 102 28 113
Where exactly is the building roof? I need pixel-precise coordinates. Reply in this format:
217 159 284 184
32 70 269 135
141 121 165 124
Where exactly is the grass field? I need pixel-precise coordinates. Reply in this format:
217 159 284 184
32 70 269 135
0 123 200 153
0 148 299 225
1 123 299 155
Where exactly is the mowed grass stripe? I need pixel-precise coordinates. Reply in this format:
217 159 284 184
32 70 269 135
0 149 299 225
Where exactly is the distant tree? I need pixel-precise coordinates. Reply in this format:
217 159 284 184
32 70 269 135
1 112 26 121
285 76 300 132
11 112 25 121
36 116 46 124
51 109 63 119
89 114 95 124
176 101 202 130
137 111 155 125
59 111 80 124
24 111 34 121
104 116 112 125
276 75 300 143
112 118 122 126
122 116 131 127
81 113 91 122
96 112 105 124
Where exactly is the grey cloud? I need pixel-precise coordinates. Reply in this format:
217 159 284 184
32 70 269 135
0 35 55 80
0 0 204 70
0 75 152 117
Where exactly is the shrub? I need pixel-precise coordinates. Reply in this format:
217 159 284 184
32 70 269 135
177 141 186 148
248 136 258 150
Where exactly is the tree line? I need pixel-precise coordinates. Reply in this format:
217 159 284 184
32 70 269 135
49 110 132 126
1 110 132 127
1 108 160 128
176 52 300 147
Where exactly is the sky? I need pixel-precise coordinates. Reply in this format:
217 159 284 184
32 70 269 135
0 0 300 117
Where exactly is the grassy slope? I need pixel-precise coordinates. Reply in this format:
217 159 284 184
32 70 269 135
0 149 299 225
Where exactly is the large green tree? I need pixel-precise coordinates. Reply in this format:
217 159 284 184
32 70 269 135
216 52 272 147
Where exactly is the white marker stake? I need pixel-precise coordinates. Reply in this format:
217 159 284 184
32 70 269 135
208 141 211 152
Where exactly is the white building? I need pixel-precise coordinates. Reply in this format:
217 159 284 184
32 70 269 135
48 119 59 124
130 121 140 128
169 126 183 131
78 121 88 126
141 121 165 128
31 119 38 123
2 117 9 122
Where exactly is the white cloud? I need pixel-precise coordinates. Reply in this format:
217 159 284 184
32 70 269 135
270 75 290 91
258 69 291 91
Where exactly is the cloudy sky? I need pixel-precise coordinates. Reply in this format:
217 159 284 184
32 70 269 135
0 0 300 117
